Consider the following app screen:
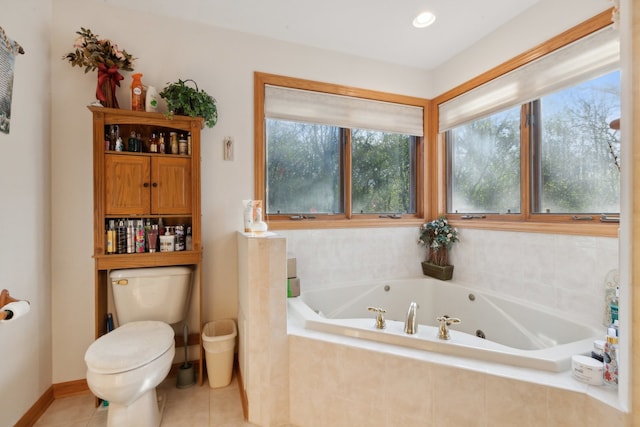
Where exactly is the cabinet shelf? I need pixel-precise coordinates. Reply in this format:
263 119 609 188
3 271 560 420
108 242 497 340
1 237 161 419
94 250 202 270
104 150 192 159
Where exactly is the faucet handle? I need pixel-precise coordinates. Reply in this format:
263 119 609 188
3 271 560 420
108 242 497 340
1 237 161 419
367 306 387 329
436 315 461 340
436 315 461 325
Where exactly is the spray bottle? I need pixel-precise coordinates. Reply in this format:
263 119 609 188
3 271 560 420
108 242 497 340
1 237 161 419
131 73 144 112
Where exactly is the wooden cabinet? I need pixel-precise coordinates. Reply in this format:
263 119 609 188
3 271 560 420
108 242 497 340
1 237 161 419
89 106 205 385
105 154 192 215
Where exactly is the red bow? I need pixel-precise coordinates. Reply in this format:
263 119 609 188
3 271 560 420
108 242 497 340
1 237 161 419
96 64 124 108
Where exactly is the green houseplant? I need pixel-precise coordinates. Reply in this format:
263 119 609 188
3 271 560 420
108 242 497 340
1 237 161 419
159 79 218 128
418 216 459 280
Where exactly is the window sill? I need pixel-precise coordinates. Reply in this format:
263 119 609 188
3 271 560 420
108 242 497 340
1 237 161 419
267 217 425 230
447 218 619 238
267 216 619 237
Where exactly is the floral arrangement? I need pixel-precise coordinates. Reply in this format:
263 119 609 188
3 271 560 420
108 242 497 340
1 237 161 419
63 27 135 72
418 216 459 266
62 27 135 108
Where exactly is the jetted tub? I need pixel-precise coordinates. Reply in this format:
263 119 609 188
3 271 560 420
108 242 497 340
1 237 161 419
287 278 603 372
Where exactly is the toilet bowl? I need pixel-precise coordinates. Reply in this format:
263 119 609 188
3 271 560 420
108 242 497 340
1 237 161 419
85 321 175 427
84 266 193 427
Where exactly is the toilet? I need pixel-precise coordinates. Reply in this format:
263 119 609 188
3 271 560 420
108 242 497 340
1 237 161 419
84 266 192 427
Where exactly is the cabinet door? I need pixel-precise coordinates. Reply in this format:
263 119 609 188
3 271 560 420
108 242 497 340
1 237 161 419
105 154 151 215
151 156 192 214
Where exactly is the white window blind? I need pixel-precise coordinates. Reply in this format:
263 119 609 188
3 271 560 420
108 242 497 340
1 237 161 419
265 85 424 137
439 26 620 132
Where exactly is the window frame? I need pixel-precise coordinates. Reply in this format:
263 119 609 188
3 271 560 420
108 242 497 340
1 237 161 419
254 72 432 230
432 9 619 237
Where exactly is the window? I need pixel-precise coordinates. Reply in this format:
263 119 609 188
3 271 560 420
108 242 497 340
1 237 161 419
266 120 342 215
532 71 620 214
351 129 417 214
266 121 419 216
446 70 620 219
256 73 428 226
438 16 620 233
448 106 521 214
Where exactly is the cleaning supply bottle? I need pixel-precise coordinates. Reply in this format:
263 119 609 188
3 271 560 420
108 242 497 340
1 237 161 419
145 85 158 112
603 324 618 387
252 207 268 235
131 73 144 112
610 287 619 324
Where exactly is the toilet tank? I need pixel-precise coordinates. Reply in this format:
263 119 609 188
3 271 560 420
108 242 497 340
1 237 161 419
110 266 193 325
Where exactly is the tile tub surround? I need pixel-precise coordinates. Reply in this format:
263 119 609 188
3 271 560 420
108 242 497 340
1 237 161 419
288 331 627 427
280 227 619 331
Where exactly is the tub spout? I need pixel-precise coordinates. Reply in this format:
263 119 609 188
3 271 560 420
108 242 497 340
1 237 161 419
436 315 461 340
367 306 386 329
404 301 419 334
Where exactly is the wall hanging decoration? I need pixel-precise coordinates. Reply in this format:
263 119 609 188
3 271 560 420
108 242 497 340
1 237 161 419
62 27 135 109
0 26 24 135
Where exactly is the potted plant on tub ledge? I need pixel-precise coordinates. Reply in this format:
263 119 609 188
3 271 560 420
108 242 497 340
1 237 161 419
418 216 459 280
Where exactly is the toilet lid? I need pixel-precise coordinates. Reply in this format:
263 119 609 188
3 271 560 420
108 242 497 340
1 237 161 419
85 321 175 374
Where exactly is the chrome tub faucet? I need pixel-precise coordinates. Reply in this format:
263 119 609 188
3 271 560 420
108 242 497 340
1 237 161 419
436 315 461 340
404 301 419 334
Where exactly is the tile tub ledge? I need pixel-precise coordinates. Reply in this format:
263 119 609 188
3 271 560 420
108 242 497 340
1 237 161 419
287 317 623 413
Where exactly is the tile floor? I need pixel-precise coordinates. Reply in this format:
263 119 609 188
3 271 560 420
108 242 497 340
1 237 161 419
34 372 259 427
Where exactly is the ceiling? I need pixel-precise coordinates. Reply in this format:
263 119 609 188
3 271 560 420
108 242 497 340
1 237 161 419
102 0 539 70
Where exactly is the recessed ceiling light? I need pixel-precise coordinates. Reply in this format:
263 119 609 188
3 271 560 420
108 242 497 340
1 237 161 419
413 11 436 28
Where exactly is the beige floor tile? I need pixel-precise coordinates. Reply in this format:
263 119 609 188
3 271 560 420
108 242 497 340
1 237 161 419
35 372 251 427
33 393 96 427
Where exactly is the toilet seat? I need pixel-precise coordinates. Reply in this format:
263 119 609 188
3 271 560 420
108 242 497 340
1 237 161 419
85 320 175 375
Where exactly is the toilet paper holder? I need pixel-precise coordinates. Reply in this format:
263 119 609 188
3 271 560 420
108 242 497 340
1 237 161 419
0 289 30 322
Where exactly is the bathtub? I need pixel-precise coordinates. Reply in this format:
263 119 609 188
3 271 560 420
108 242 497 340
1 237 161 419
287 278 603 372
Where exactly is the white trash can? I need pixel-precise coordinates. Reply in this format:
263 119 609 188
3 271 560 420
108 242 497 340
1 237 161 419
202 319 237 388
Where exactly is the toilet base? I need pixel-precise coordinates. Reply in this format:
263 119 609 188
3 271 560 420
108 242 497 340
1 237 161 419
106 387 162 427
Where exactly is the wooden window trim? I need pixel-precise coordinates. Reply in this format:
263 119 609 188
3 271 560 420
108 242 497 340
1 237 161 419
254 72 432 230
432 9 619 238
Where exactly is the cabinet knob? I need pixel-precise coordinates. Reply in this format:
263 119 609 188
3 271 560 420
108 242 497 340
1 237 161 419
152 182 158 188
143 182 149 188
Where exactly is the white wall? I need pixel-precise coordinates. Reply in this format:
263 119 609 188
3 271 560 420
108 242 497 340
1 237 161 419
432 0 611 95
0 1 52 426
50 0 432 382
49 0 615 385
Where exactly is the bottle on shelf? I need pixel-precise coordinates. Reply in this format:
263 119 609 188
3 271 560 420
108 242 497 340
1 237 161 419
135 220 145 253
131 73 145 112
149 133 158 153
127 131 139 153
126 220 135 254
170 132 179 154
147 224 159 253
186 226 193 251
159 133 166 154
145 85 158 112
116 219 127 254
106 220 116 254
179 134 188 155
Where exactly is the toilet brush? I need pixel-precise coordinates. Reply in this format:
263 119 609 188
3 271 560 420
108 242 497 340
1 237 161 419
176 323 196 388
